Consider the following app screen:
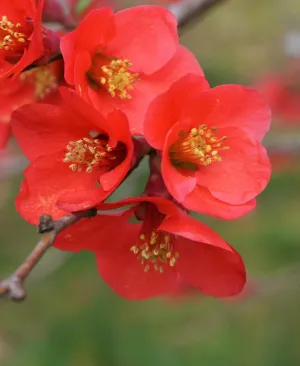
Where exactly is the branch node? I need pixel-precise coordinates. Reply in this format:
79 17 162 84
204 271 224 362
85 207 97 218
0 276 26 301
38 214 54 233
8 276 26 301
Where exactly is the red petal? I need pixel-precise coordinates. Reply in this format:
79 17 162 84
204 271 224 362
160 212 246 297
59 87 118 137
0 0 37 19
61 7 114 84
144 73 209 147
180 85 271 143
11 101 95 161
104 6 178 75
74 51 92 96
176 237 246 297
58 195 181 218
16 153 99 224
0 76 34 149
183 186 257 220
57 187 111 212
211 85 271 142
195 128 271 205
54 211 132 252
162 142 196 203
100 110 133 191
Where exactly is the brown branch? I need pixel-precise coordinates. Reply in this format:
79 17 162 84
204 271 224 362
169 0 227 30
0 209 96 302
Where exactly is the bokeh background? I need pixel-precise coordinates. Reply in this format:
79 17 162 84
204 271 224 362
1 0 300 365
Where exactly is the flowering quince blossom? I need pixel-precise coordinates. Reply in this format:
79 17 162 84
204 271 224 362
0 59 64 149
144 74 272 220
0 0 51 79
0 1 273 303
257 73 300 124
11 88 134 224
60 5 203 135
54 196 246 300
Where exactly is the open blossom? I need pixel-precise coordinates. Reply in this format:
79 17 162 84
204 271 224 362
11 88 134 224
54 196 246 300
0 59 63 149
144 74 271 219
0 0 47 79
60 6 203 135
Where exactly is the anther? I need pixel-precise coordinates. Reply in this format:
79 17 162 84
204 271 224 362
63 137 119 173
130 230 179 273
169 125 229 170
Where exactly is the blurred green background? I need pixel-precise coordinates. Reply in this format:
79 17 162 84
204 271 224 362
1 0 300 365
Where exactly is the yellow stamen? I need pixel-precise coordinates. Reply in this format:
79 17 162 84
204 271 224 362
100 59 139 99
20 66 58 100
88 56 139 99
63 137 118 173
0 16 28 52
130 230 179 273
169 124 229 170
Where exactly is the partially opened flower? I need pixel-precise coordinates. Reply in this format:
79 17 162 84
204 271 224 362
257 73 300 124
0 0 49 79
0 59 64 149
144 74 271 219
60 5 202 134
55 196 246 300
11 88 133 224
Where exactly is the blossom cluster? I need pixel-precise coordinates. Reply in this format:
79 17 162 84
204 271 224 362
0 0 271 300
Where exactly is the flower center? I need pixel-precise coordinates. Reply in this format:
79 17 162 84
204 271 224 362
63 137 125 173
169 125 229 171
130 230 179 273
87 57 139 99
0 16 30 53
20 66 58 100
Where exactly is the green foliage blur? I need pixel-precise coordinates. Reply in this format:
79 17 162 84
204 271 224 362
1 0 300 365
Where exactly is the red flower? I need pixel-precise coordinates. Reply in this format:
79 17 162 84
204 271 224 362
0 59 64 149
60 6 203 135
55 196 246 300
11 88 134 224
257 74 300 124
0 0 47 79
0 75 33 148
144 74 271 219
